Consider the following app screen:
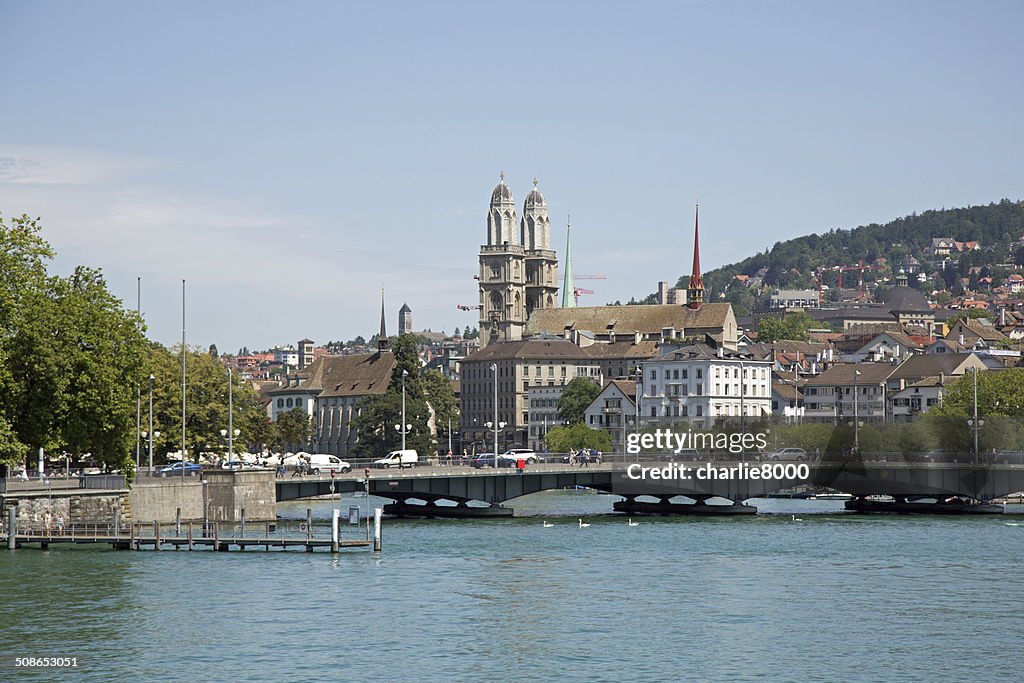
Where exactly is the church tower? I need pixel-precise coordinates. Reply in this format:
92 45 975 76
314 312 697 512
521 178 559 316
687 200 705 310
479 172 528 347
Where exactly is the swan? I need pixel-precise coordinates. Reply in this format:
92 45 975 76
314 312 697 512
792 514 803 522
627 519 639 527
578 519 590 528
542 521 554 528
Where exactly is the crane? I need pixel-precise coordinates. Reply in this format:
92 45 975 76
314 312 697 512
573 287 594 305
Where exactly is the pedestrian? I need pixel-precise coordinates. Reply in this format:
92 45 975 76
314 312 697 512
57 513 64 535
446 450 453 467
44 509 52 535
462 448 468 465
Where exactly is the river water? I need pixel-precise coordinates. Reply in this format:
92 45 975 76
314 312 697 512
2 492 1023 682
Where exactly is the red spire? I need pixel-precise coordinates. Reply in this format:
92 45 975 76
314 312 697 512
688 200 704 309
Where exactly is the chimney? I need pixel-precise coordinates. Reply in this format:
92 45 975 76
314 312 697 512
634 331 641 345
717 346 724 358
959 333 965 346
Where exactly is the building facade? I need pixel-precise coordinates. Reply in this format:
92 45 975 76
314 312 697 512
479 175 560 347
639 344 772 428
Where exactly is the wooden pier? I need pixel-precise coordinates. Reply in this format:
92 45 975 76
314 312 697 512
3 506 383 553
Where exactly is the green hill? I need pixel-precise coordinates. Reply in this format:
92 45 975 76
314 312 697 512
661 199 1024 315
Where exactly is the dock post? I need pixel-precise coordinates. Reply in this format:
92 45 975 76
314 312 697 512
187 522 193 551
331 509 339 553
175 508 181 536
130 522 136 550
214 522 222 551
373 507 382 552
153 521 161 551
240 508 246 538
306 508 312 541
114 508 121 538
7 507 15 550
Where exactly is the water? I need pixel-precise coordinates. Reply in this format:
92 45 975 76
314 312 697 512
3 492 1024 682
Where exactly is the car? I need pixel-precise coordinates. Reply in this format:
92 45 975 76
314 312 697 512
763 448 807 462
306 453 351 475
372 449 419 469
500 449 539 465
470 453 511 468
157 461 202 477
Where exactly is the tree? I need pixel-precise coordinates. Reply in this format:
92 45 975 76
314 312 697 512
0 215 148 472
757 310 818 342
557 377 602 424
350 335 434 457
545 423 612 453
140 343 268 464
275 407 312 452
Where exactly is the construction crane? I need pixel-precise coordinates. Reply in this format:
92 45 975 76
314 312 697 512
573 287 594 305
816 261 874 304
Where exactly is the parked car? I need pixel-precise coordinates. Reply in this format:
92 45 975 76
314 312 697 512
372 449 419 469
157 462 202 477
763 448 807 462
306 453 351 475
471 453 511 468
500 449 539 465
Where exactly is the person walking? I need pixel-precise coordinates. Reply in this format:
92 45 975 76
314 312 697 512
56 513 64 535
44 509 52 535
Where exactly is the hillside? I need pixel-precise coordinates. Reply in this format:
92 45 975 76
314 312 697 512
660 199 1024 315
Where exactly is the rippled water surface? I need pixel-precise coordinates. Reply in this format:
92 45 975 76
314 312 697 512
3 493 1023 682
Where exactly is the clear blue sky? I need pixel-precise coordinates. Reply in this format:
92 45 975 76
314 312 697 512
1 1 1021 352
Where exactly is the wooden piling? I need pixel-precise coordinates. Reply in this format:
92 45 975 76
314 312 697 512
331 509 340 553
373 507 382 552
7 507 16 550
153 521 161 551
187 522 194 551
240 508 246 538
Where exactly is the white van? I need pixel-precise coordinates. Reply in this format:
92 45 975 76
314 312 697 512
372 449 419 469
307 453 351 475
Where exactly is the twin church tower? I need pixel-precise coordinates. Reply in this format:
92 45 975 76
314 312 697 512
477 172 705 347
478 172 560 346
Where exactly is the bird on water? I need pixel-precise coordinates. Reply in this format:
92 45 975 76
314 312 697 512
579 519 590 528
542 521 554 528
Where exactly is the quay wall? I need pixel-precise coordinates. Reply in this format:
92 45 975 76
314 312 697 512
1 489 128 530
129 480 204 523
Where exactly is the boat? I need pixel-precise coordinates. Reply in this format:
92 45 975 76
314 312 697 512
812 492 853 500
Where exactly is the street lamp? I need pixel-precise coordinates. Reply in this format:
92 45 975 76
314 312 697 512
147 374 155 473
219 428 240 462
970 365 982 462
400 369 409 450
142 430 160 475
491 362 499 465
485 419 507 467
227 365 234 462
853 370 861 454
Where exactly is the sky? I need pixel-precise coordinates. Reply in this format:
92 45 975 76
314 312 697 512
1 1 1022 353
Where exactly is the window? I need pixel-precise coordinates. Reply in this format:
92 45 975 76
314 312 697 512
286 398 293 408
696 384 703 396
682 370 688 379
277 399 284 408
650 385 657 396
650 406 656 417
673 369 679 379
697 369 703 379
696 406 703 417
650 369 657 380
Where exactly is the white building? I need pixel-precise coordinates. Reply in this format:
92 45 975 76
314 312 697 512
273 345 299 367
640 343 772 428
583 380 637 453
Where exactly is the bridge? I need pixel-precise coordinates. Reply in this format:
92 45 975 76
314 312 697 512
275 454 1024 516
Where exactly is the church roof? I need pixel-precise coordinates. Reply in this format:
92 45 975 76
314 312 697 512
399 303 411 313
464 338 594 363
490 178 513 205
276 352 397 398
525 303 733 337
882 286 931 313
